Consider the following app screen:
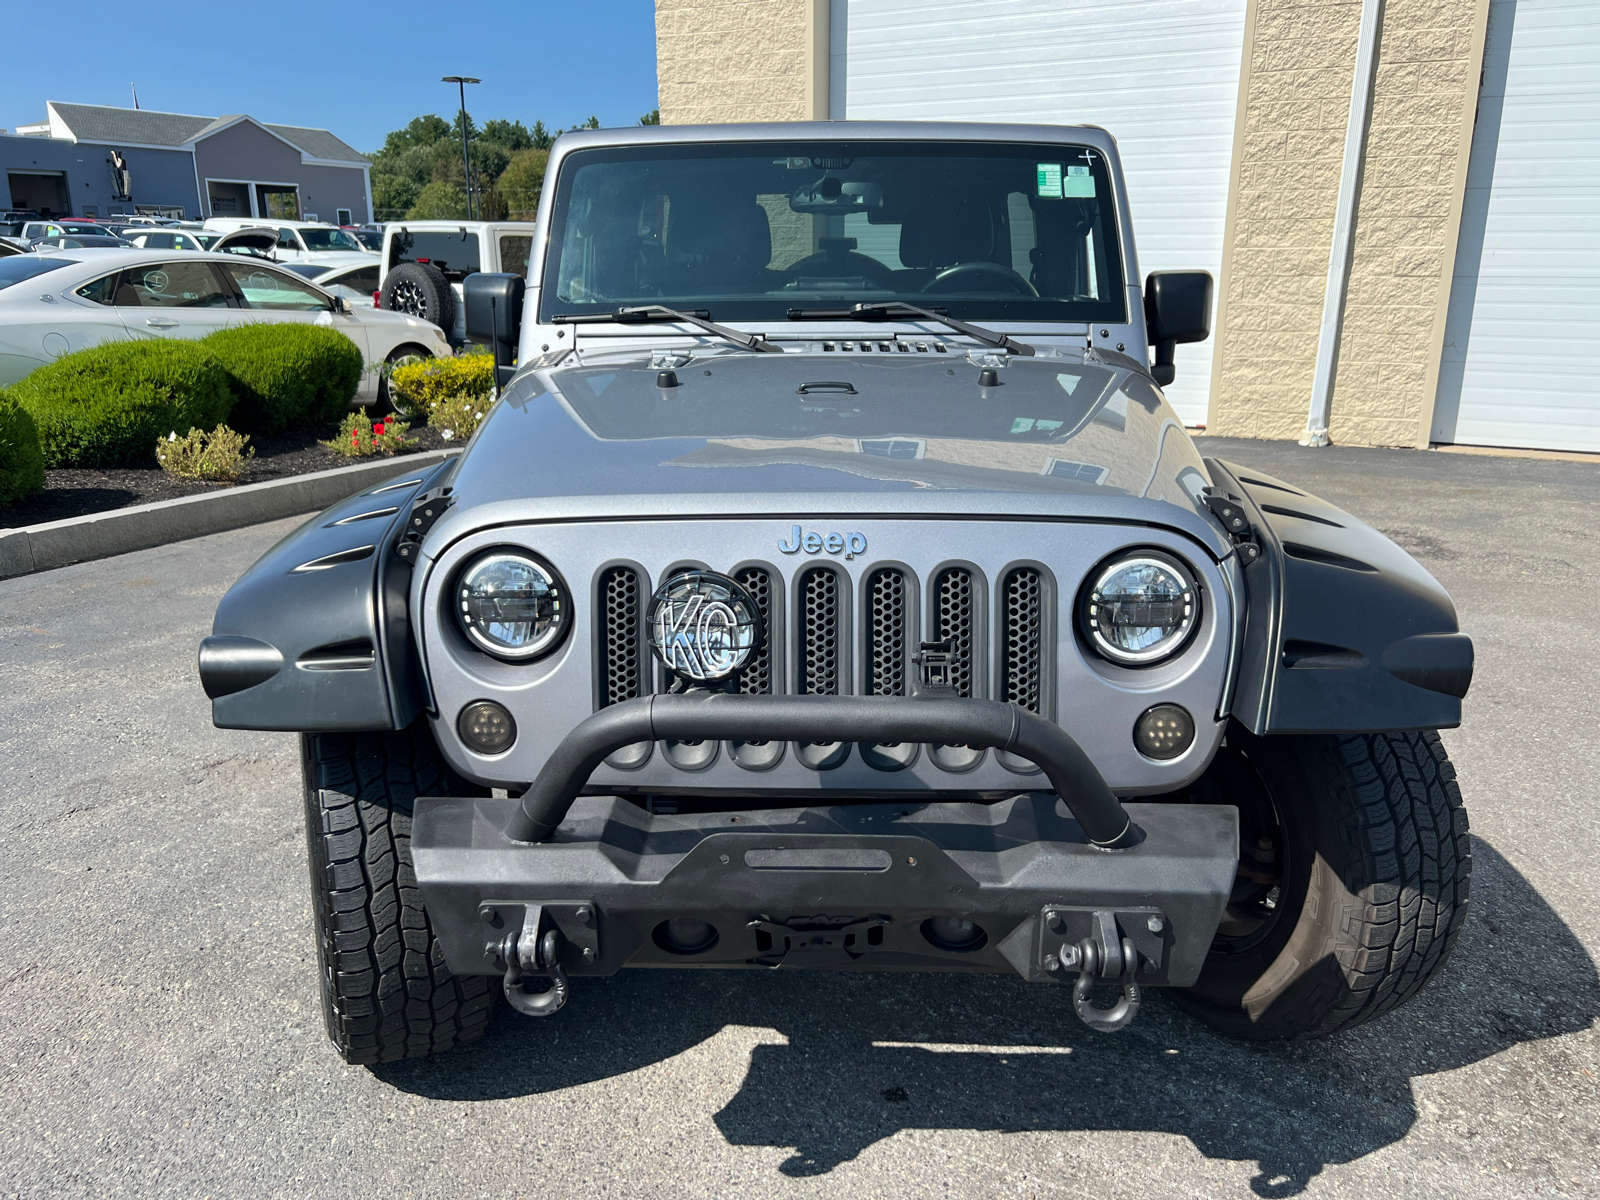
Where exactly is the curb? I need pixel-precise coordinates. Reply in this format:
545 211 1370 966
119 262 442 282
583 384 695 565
0 449 459 581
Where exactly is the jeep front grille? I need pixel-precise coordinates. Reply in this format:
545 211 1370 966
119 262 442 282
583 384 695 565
1002 567 1046 714
931 567 977 698
797 566 842 696
733 565 774 695
865 567 908 697
597 565 647 708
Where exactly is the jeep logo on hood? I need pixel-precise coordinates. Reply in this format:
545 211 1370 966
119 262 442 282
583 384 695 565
778 526 867 560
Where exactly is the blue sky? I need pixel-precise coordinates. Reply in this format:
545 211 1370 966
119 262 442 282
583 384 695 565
0 0 659 153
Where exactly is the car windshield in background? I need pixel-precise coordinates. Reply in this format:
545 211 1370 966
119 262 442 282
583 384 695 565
389 228 482 282
280 263 328 280
540 141 1126 325
352 229 383 251
299 228 363 252
0 257 75 289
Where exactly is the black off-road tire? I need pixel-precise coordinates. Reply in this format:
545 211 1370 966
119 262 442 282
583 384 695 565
301 724 497 1064
381 262 455 333
1176 729 1471 1041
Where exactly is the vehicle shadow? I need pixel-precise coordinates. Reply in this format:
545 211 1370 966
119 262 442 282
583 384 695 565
372 839 1596 1196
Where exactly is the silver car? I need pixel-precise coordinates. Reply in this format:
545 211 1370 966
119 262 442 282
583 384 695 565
200 123 1475 1064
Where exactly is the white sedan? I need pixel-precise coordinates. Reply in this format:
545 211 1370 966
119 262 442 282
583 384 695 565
0 249 452 405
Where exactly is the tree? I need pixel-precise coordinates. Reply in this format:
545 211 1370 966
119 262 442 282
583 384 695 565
376 114 450 159
639 109 660 126
405 181 470 220
498 148 549 220
480 118 534 153
530 120 554 151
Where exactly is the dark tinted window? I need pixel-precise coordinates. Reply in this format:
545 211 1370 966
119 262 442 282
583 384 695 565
76 272 120 305
389 228 481 282
0 257 76 290
499 233 533 278
330 265 379 291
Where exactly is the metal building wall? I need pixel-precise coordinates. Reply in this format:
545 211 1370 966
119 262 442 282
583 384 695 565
836 0 1250 425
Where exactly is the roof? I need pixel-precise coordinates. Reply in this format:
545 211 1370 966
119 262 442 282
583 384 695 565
44 102 369 164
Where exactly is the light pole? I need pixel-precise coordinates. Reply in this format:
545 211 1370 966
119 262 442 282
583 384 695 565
441 76 481 220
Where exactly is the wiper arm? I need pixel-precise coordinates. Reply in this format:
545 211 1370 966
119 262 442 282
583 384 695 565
786 301 1036 356
552 305 783 353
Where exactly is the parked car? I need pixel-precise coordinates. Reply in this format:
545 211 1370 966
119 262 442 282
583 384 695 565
0 238 28 258
29 234 136 251
0 249 451 400
198 122 1475 1066
0 210 41 237
280 260 380 308
345 225 384 252
202 218 376 267
378 219 536 343
120 226 279 256
18 221 67 241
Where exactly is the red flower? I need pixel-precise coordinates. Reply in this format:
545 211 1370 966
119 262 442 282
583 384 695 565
351 430 359 446
373 422 386 436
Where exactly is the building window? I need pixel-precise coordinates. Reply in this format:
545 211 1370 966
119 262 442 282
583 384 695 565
336 208 352 226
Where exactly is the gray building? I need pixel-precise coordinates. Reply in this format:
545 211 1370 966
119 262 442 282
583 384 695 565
2 101 371 224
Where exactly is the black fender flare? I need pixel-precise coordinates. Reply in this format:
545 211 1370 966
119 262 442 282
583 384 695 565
1207 458 1471 734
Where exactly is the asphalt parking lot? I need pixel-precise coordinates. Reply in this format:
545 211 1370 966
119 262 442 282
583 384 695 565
1 438 1596 1199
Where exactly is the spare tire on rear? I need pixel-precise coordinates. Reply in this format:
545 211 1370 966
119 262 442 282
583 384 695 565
381 262 455 334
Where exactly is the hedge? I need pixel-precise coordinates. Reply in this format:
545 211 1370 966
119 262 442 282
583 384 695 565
389 351 494 414
0 388 46 508
201 323 364 433
10 340 233 468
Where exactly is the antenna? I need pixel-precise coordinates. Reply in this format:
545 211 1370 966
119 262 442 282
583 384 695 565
131 83 140 110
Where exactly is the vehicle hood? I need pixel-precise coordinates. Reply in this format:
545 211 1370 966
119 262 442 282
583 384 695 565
439 344 1219 537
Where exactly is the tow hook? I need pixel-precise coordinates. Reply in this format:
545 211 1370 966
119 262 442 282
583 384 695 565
491 910 569 1017
1057 910 1142 1033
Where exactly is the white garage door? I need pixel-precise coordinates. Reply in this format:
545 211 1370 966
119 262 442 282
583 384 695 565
1433 0 1600 451
835 0 1249 425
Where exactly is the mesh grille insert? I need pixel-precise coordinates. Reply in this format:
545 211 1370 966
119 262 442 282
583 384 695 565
597 565 645 708
866 568 908 696
932 567 976 697
733 566 774 695
798 567 841 695
1003 567 1045 713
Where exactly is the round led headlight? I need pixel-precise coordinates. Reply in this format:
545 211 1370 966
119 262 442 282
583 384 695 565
1080 552 1199 666
454 550 568 661
646 570 764 683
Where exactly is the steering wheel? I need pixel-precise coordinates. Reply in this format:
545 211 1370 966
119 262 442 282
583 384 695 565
922 261 1038 296
782 250 898 290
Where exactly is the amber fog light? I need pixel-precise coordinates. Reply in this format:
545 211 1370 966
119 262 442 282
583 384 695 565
1134 704 1195 760
459 700 516 754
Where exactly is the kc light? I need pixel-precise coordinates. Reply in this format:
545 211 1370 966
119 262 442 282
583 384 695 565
455 551 569 660
647 570 764 683
1080 552 1198 666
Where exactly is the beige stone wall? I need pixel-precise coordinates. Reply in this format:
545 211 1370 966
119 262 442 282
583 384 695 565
657 0 817 125
1331 0 1490 447
1208 0 1364 441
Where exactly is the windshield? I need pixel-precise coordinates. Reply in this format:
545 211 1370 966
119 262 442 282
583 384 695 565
298 227 363 252
0 257 75 290
540 140 1125 325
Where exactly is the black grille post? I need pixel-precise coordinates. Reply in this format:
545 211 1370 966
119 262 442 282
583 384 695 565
1002 567 1047 714
866 568 909 696
733 566 774 695
931 567 978 698
797 567 843 695
597 565 647 708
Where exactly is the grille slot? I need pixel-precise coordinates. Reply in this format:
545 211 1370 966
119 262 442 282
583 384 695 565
1002 567 1046 714
797 567 842 695
931 567 977 698
596 565 646 708
866 568 908 696
733 566 774 695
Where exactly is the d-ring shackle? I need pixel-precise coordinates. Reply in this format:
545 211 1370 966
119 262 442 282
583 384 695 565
1066 934 1142 1033
501 927 569 1017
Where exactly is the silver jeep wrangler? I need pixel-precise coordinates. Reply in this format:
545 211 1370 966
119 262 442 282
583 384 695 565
200 122 1473 1063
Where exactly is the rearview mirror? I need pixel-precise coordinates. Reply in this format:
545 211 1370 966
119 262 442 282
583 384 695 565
464 272 526 389
1144 271 1213 387
789 179 882 215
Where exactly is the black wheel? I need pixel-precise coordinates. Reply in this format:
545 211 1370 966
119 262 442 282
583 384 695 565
301 723 496 1064
377 344 432 418
381 262 455 333
1172 727 1471 1041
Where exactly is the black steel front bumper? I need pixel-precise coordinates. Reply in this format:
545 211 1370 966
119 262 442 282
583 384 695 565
411 792 1240 989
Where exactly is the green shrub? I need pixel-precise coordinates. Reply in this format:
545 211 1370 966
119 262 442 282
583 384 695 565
389 352 493 415
0 388 46 508
323 411 416 458
155 425 255 482
11 340 233 468
425 392 490 442
202 323 364 433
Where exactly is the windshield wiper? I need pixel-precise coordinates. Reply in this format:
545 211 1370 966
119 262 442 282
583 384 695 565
552 305 783 353
786 301 1036 357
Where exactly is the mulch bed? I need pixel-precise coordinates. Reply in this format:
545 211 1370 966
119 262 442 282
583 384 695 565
1 420 452 529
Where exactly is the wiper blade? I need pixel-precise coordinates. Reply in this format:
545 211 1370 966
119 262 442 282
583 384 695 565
552 305 782 353
786 301 1036 357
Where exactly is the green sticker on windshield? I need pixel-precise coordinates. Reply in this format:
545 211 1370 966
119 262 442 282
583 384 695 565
1064 164 1095 197
1036 163 1063 198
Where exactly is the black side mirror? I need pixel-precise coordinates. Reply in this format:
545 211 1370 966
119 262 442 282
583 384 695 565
464 272 526 389
1143 271 1213 386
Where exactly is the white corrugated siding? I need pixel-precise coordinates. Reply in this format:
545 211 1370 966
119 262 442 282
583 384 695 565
1434 0 1600 451
838 0 1248 425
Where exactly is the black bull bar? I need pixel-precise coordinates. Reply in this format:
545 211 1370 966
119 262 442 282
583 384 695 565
411 693 1240 1021
505 692 1143 847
